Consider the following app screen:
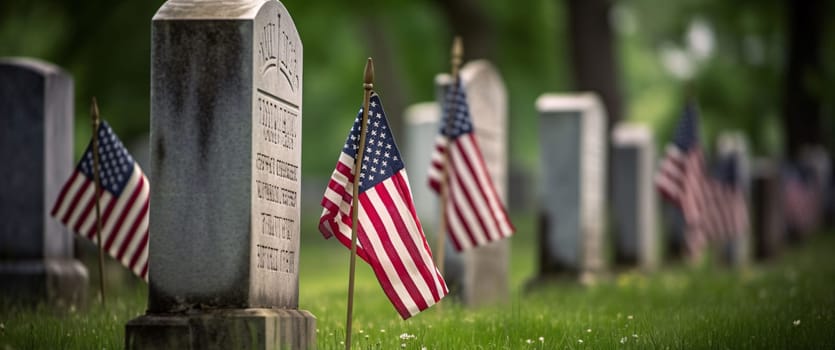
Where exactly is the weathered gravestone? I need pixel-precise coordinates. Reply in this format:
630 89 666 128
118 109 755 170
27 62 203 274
0 58 88 308
751 158 784 260
534 93 607 284
716 131 752 267
125 1 315 348
433 60 510 306
611 123 658 271
403 102 442 227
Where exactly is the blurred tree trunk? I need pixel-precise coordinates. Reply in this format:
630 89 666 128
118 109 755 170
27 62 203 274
565 0 623 126
432 0 496 61
361 16 411 142
566 0 622 202
781 0 824 160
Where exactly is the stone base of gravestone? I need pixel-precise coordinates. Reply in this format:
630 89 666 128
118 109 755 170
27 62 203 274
0 259 88 308
126 309 316 350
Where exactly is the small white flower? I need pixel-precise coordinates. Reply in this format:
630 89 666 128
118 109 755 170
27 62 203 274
400 333 416 340
359 329 364 334
632 333 638 338
586 328 592 333
526 339 533 344
364 335 369 339
421 347 428 350
627 315 634 320
538 336 544 342
793 320 801 326
401 343 406 348
380 329 386 333
578 339 584 343
339 341 344 345
315 329 319 333
620 337 627 344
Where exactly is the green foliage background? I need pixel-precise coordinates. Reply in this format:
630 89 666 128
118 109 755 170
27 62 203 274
1 0 834 176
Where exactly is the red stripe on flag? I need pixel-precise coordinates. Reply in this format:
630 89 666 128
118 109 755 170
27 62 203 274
61 180 92 223
116 195 150 261
106 177 145 249
51 171 79 216
354 223 412 319
379 175 443 302
128 229 149 272
358 192 430 313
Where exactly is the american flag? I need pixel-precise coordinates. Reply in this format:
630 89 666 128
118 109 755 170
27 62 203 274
710 154 750 240
427 76 514 251
319 93 448 319
782 165 821 234
51 121 149 281
655 103 712 252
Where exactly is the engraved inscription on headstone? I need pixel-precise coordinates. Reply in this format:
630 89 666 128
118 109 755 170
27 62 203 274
126 1 314 348
251 8 303 306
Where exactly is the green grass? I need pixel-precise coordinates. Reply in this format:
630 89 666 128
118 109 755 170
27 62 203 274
2 215 835 349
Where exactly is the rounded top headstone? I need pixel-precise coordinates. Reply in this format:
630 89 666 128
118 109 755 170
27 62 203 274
0 57 66 77
611 122 653 146
154 0 265 19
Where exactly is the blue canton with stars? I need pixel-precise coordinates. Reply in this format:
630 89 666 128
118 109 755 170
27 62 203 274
342 93 405 192
77 121 136 196
672 102 699 152
438 77 474 138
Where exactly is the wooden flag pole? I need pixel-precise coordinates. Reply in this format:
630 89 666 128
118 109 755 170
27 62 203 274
346 57 374 350
90 97 106 306
436 36 463 275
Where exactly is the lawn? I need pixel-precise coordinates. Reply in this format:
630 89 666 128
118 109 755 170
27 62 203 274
2 214 834 349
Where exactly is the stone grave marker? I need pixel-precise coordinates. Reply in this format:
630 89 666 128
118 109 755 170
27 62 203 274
0 58 88 308
434 60 510 306
611 122 658 271
716 131 752 267
125 1 315 348
534 93 607 284
403 102 441 226
751 158 784 260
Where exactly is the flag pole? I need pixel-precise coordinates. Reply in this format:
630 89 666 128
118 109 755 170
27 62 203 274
346 57 374 350
436 36 463 275
90 97 106 306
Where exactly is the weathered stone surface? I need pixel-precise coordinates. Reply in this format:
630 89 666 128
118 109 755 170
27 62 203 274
148 0 302 312
534 93 607 283
611 123 658 270
126 309 316 350
127 1 314 348
0 58 88 308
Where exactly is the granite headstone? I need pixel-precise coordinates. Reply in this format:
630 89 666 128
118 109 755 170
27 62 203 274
535 93 607 284
611 123 658 271
0 58 88 308
125 1 315 348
